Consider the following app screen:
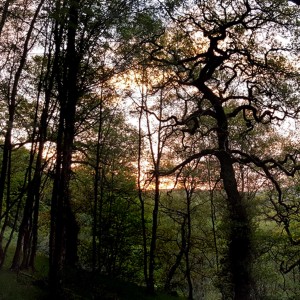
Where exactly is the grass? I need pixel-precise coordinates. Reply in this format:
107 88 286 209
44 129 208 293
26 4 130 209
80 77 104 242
0 247 49 300
0 270 48 300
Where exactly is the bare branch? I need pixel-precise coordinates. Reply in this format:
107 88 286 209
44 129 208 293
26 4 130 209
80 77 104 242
159 149 217 175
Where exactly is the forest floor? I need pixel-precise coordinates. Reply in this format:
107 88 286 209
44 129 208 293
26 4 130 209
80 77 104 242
0 268 184 299
0 268 48 299
0 247 183 299
0 257 183 299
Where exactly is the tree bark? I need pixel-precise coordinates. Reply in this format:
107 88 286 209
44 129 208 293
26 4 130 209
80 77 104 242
215 103 252 299
185 191 193 300
146 87 164 294
0 0 12 37
137 83 149 289
164 217 186 293
49 0 80 295
196 81 253 299
218 152 252 300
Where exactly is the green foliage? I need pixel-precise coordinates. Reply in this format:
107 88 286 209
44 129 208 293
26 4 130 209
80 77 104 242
118 10 163 41
164 0 185 12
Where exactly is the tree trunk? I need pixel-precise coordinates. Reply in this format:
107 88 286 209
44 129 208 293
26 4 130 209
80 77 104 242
92 99 103 272
148 173 160 294
207 159 219 272
0 0 12 36
49 0 79 295
197 81 253 299
218 152 252 300
0 0 45 268
137 88 149 289
185 193 193 300
146 88 164 294
215 110 252 299
164 217 186 293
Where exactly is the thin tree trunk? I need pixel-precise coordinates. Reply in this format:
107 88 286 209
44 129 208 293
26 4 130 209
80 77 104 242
0 190 22 269
164 217 186 293
137 71 149 288
148 172 160 294
185 192 193 300
0 0 44 267
146 85 164 294
9 0 46 271
0 0 12 36
97 167 104 270
28 29 56 270
207 159 219 272
92 97 103 272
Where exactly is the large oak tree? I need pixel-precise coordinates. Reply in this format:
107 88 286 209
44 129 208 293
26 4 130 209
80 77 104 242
136 0 300 298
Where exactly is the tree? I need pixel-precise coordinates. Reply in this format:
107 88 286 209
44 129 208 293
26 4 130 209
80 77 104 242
162 163 200 299
0 0 46 268
10 24 57 271
130 61 176 293
76 93 140 277
137 1 300 298
47 0 138 294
